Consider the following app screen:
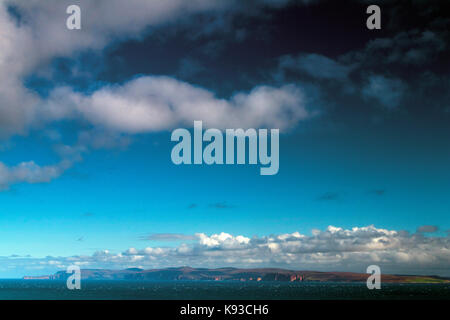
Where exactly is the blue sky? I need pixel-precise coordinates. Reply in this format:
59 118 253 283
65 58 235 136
0 0 449 278
2 124 450 257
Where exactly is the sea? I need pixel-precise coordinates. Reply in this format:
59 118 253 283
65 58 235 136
0 280 448 300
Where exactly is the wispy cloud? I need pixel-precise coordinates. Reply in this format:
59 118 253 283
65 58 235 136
417 225 439 233
362 75 406 109
317 192 339 201
209 202 235 209
139 233 196 241
0 160 73 190
369 189 386 196
278 53 354 80
81 212 94 218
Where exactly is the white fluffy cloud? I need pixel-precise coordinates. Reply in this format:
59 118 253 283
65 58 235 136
0 1 312 189
46 76 309 133
0 0 312 137
5 225 450 277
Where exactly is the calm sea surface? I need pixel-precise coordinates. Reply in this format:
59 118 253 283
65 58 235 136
0 280 448 300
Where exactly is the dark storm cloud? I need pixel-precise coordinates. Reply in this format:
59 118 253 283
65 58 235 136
278 53 354 81
177 58 207 79
277 31 447 113
341 29 447 69
362 75 407 109
271 0 449 116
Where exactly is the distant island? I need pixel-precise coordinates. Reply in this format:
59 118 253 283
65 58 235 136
23 267 450 283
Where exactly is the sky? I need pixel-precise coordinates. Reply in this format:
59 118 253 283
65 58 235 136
0 0 449 278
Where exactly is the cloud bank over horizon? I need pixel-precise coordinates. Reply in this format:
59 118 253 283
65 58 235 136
3 225 449 278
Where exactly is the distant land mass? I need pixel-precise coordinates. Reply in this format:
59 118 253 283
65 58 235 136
23 267 450 283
